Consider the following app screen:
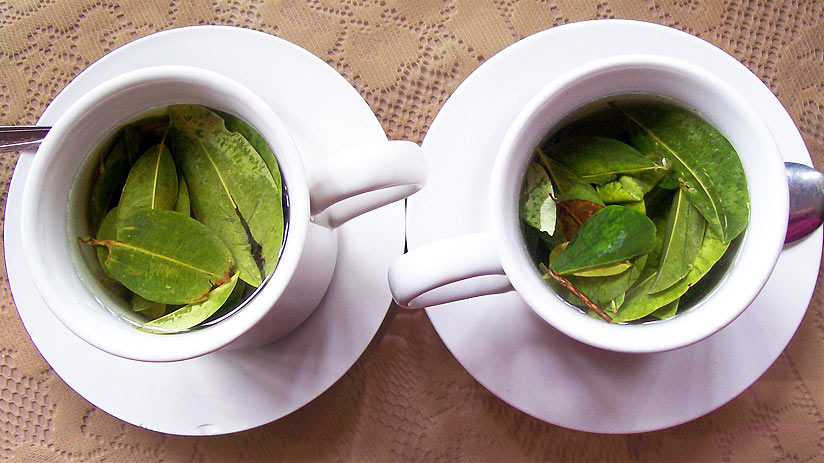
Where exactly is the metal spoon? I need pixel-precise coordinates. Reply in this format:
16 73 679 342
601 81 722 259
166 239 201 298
0 126 50 154
785 162 824 243
1 126 822 243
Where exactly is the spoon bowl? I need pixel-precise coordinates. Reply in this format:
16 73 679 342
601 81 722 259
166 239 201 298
786 162 824 243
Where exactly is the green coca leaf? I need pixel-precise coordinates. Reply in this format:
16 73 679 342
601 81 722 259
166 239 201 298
132 293 166 320
650 298 679 320
220 279 249 313
88 209 234 305
624 200 646 215
538 151 604 204
141 303 167 320
563 184 605 205
548 242 632 277
545 137 666 185
217 110 283 193
572 261 632 277
643 193 672 272
568 269 631 306
118 141 178 221
597 176 645 203
89 135 131 230
123 114 170 162
143 273 239 330
566 255 647 307
619 102 750 243
612 228 729 323
643 187 675 219
551 205 655 275
169 104 284 287
95 206 118 271
649 188 706 293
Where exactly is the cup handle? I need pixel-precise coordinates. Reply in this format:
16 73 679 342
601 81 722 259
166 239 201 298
307 140 427 228
388 233 514 309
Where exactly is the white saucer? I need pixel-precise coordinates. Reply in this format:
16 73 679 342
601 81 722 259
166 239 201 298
409 19 821 434
5 26 403 435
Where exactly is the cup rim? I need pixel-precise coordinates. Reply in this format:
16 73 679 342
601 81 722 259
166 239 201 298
21 65 311 362
490 54 788 353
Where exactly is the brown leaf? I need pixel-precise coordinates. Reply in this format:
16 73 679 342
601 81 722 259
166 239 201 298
556 199 604 241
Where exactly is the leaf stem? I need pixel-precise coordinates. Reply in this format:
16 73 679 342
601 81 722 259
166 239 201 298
545 268 613 323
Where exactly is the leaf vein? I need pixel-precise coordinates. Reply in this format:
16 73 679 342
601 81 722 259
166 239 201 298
198 139 237 209
617 106 723 224
104 239 226 278
151 144 162 209
577 165 667 180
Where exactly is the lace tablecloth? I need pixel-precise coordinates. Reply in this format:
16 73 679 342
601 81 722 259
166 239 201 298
0 1 822 461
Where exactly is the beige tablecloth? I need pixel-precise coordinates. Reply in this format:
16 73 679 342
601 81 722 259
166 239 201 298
1 1 822 461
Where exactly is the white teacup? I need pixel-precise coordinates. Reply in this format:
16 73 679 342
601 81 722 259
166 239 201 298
389 54 788 354
22 65 427 362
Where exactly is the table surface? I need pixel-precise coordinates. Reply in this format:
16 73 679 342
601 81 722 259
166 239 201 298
0 1 822 461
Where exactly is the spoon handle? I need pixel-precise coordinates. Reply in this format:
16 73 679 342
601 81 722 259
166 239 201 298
0 126 51 154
